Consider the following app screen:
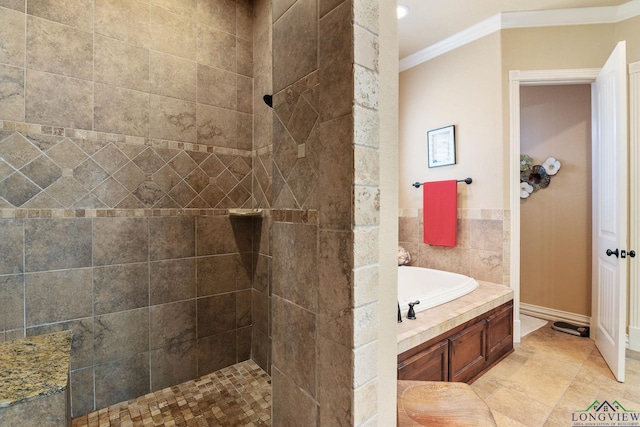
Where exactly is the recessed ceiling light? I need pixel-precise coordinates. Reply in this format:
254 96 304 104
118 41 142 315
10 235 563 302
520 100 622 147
397 4 409 19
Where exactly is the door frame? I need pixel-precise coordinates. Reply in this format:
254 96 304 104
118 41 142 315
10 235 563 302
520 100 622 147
509 68 600 343
629 62 640 351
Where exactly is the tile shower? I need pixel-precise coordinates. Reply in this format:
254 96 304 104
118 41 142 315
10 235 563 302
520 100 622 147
0 0 383 424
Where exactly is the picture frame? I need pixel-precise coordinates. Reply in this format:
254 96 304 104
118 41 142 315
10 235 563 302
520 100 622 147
427 125 456 168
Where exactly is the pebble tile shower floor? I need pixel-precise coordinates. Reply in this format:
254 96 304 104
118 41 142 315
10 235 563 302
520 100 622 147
71 360 271 427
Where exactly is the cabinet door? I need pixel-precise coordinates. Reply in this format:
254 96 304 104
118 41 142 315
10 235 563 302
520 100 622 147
449 321 486 383
397 340 448 381
486 304 513 364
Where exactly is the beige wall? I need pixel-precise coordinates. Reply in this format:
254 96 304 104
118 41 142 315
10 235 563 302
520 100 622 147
616 15 640 63
399 32 503 210
520 85 592 316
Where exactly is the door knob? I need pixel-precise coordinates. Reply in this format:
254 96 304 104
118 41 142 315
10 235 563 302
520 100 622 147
630 250 636 258
606 248 619 258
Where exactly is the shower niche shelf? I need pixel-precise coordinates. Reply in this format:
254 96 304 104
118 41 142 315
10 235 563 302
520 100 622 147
228 209 264 218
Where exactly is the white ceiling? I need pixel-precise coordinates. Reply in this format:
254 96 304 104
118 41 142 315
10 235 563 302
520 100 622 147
397 0 629 58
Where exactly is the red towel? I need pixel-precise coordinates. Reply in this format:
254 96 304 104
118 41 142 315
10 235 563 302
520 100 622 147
423 180 457 247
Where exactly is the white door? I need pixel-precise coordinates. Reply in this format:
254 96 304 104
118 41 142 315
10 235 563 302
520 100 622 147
592 41 628 382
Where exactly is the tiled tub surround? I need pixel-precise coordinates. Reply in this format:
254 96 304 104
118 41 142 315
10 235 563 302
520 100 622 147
397 282 514 355
0 331 72 426
399 208 511 286
0 213 264 417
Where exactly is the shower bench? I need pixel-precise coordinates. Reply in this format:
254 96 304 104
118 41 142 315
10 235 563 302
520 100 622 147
0 331 72 426
397 281 514 383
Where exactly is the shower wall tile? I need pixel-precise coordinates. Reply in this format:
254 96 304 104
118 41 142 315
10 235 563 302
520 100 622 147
197 255 237 296
272 0 295 23
317 115 353 230
196 103 237 147
0 64 25 122
197 24 236 72
470 218 503 251
0 218 23 274
149 51 197 101
197 216 241 255
470 249 503 283
26 0 93 31
94 83 149 137
150 258 197 305
149 216 195 260
237 38 253 77
70 367 94 417
318 335 353 426
236 289 252 328
93 263 149 315
24 218 92 271
319 0 353 121
1 274 24 332
0 0 25 12
93 217 149 266
196 293 236 338
0 6 25 67
150 339 197 391
94 35 150 92
94 352 150 409
148 0 197 17
149 95 197 143
271 367 318 427
94 307 149 364
197 65 237 110
25 70 93 129
317 230 353 347
196 330 236 375
26 16 93 80
272 222 317 311
197 0 236 34
149 300 196 349
272 296 316 397
94 0 150 48
25 268 92 326
149 6 196 60
272 0 317 93
27 317 94 370
237 0 252 41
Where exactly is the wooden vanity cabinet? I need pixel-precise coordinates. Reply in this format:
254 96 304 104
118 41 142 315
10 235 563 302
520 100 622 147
397 339 448 381
397 300 513 384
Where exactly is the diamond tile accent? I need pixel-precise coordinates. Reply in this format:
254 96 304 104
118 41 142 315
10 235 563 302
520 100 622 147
0 133 42 169
216 169 239 193
152 165 181 193
185 167 208 193
113 161 147 191
133 148 166 174
46 138 89 169
132 181 165 207
45 176 88 207
92 177 130 207
92 143 129 174
168 151 197 176
21 155 63 189
73 158 109 191
199 154 225 177
168 180 197 207
0 172 41 206
0 159 15 181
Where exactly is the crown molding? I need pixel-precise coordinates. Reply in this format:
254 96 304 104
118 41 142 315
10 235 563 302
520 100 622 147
399 0 640 72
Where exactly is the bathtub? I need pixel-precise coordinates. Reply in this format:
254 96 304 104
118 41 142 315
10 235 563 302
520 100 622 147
398 266 479 319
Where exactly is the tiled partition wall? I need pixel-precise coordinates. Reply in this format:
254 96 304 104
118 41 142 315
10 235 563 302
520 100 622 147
269 0 381 425
0 0 260 418
399 208 511 285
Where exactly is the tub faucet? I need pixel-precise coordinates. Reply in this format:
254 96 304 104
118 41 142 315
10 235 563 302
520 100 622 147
407 301 420 320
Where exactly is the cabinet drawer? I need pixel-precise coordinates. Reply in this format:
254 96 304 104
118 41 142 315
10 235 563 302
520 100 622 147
486 304 513 364
398 340 448 381
449 321 486 383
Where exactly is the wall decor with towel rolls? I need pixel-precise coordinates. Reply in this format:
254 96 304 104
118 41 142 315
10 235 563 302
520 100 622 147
415 178 472 247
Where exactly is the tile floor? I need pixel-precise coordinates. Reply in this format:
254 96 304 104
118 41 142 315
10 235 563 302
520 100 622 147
71 323 640 427
472 323 640 426
71 360 271 427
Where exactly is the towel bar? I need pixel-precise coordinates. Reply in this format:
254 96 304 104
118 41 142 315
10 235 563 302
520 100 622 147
412 178 472 188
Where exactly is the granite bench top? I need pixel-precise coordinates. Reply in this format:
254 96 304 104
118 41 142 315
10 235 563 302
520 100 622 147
0 331 72 408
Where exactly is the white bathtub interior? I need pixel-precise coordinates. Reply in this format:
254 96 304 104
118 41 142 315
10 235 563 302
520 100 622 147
398 266 479 318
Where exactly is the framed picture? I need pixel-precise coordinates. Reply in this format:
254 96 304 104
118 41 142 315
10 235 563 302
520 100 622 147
427 125 456 168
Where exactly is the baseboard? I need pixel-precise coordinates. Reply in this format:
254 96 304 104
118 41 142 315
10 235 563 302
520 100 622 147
630 326 640 351
520 303 591 327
